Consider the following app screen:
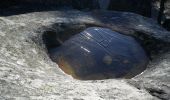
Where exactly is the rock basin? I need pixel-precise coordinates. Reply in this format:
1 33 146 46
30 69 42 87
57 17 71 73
49 27 149 80
1 10 170 99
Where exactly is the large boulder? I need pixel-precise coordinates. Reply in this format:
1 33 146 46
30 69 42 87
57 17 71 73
0 10 170 99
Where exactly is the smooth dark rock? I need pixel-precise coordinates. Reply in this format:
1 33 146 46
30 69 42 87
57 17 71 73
98 0 110 10
50 27 149 80
164 0 170 30
108 0 152 17
163 19 170 31
0 0 98 16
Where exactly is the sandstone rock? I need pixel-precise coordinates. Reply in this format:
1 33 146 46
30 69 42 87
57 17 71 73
0 10 170 99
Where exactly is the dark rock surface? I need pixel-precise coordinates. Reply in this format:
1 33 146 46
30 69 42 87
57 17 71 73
0 10 170 99
151 0 160 20
0 0 94 16
164 0 170 19
0 0 151 17
163 0 170 30
108 0 152 17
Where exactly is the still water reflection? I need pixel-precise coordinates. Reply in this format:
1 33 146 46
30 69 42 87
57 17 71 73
50 27 149 80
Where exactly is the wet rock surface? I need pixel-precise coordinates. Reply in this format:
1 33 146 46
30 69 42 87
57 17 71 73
0 10 170 99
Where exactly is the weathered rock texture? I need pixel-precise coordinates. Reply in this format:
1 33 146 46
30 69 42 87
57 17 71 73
129 52 170 100
0 10 170 100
